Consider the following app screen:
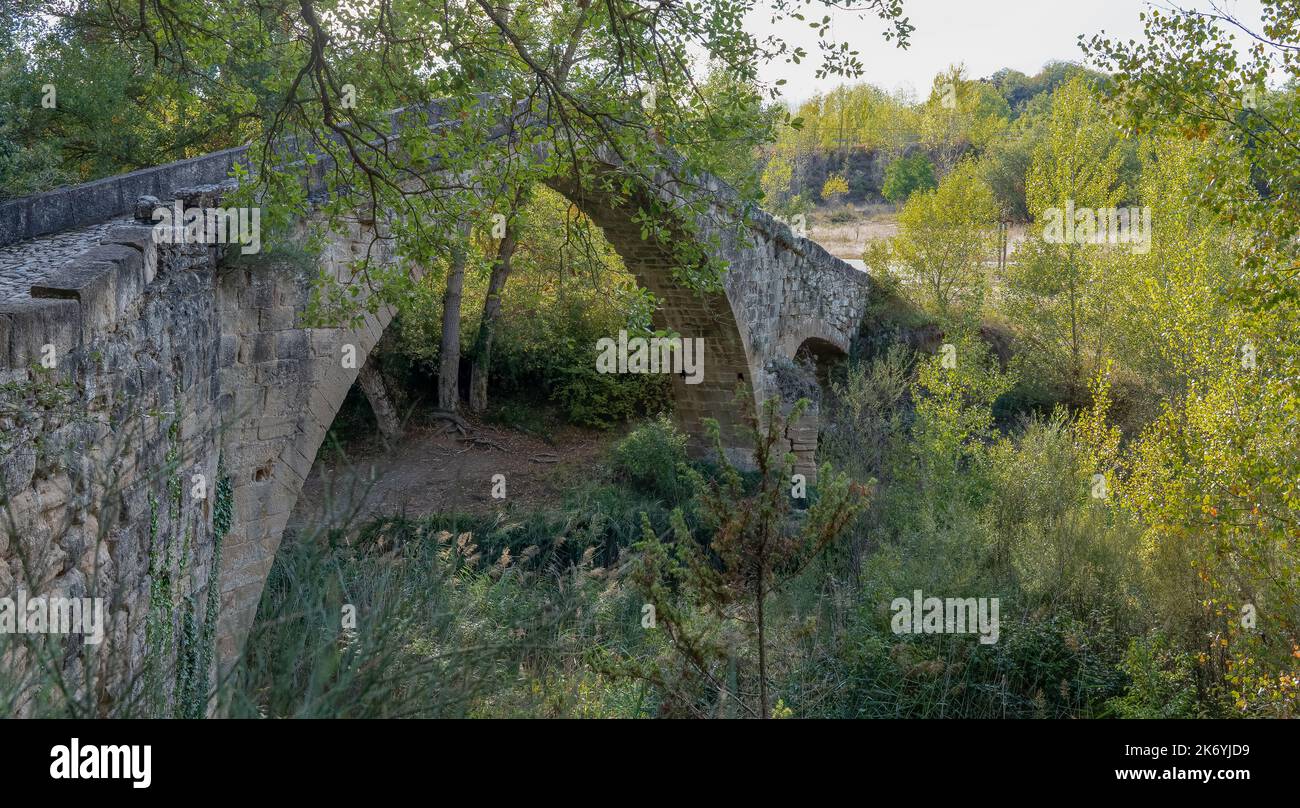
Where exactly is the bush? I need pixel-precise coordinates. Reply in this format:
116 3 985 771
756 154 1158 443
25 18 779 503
238 468 695 719
489 294 671 428
611 415 691 503
821 172 850 204
237 510 641 718
1106 634 1203 718
825 204 859 224
796 344 1163 718
823 345 913 483
882 153 937 203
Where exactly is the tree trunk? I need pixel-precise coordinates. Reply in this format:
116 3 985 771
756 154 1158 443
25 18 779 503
468 223 519 412
357 359 402 443
438 227 471 414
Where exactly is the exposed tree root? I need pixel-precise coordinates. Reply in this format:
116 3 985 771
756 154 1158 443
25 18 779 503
430 410 470 434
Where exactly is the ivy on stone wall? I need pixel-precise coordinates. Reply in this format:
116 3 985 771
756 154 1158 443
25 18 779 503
143 491 172 717
145 404 190 717
213 465 234 540
173 460 231 718
173 593 200 718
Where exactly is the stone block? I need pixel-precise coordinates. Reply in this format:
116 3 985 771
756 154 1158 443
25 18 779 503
251 333 275 364
274 330 307 360
218 334 238 366
32 243 148 334
104 223 160 284
0 297 82 369
307 328 338 358
256 416 295 441
1 444 37 502
259 306 296 331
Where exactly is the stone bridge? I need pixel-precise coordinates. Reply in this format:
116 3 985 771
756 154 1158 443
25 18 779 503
0 135 868 712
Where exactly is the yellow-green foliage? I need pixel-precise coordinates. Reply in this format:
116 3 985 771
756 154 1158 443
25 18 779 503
820 173 850 203
918 64 1011 172
881 160 997 324
1002 77 1128 397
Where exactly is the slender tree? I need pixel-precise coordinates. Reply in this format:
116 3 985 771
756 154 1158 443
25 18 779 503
468 192 524 412
436 224 472 417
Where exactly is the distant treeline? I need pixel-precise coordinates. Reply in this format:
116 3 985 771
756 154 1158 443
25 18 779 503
761 62 1110 218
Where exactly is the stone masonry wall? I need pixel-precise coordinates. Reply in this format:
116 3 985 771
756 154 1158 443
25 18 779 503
0 197 225 715
0 180 393 711
212 217 395 670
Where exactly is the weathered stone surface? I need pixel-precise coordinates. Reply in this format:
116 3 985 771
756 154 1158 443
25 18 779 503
34 241 144 310
0 296 82 368
133 196 161 223
104 223 160 284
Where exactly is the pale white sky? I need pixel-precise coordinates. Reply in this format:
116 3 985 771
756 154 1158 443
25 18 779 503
748 0 1271 103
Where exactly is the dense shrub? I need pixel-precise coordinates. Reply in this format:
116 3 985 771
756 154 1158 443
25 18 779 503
610 415 691 504
235 473 693 718
1106 634 1206 719
795 344 1173 718
881 153 937 203
486 295 671 428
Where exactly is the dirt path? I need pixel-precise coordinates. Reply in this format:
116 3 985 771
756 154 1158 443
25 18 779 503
287 415 618 534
